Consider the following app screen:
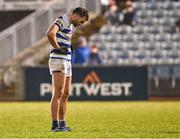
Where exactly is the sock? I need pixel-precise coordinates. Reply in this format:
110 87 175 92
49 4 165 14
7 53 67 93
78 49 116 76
58 120 66 127
52 120 58 128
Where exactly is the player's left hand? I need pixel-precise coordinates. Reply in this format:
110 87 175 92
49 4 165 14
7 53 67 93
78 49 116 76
60 46 69 55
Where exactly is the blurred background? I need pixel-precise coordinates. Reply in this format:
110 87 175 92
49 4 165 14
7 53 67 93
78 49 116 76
0 0 180 101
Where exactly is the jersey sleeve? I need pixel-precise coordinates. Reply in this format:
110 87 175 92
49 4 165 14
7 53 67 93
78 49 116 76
54 16 63 30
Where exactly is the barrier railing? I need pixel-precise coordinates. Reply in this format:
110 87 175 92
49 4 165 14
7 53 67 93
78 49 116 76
0 8 56 64
0 0 62 10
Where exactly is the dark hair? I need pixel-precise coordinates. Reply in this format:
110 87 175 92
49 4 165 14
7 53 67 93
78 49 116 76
73 7 89 21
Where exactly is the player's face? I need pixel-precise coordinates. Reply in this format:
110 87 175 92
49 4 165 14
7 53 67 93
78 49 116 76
72 14 87 27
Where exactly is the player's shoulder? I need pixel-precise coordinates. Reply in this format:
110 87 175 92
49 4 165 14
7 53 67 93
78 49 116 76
57 15 67 21
55 15 65 28
56 15 65 22
57 16 63 19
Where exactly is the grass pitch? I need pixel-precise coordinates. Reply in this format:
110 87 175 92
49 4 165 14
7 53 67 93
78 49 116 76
0 101 179 138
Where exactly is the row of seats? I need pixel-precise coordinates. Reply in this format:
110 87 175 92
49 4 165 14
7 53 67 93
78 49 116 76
149 66 180 78
135 1 180 10
98 25 177 34
98 51 180 65
90 32 180 42
91 41 179 51
137 10 180 18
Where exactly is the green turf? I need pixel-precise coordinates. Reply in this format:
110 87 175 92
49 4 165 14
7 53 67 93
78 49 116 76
0 101 179 138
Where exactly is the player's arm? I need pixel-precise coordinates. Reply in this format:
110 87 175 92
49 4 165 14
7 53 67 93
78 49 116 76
46 24 60 49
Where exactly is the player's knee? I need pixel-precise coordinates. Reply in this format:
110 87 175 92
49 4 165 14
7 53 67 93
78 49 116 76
61 92 69 101
53 88 64 99
52 91 63 99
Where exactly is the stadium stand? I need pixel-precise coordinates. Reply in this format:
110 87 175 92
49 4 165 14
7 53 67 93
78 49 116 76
89 0 180 66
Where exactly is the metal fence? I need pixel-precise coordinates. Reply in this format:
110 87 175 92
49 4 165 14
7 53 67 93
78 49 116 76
0 0 101 65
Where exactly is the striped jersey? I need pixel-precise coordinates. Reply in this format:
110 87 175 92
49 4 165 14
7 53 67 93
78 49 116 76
50 14 75 61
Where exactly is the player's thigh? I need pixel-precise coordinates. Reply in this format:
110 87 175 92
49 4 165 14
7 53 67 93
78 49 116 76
52 71 67 92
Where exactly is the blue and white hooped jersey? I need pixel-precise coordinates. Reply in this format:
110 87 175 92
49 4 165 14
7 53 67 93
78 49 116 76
50 14 75 61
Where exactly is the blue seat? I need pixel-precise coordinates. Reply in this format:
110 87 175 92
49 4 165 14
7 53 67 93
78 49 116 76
148 66 157 79
173 66 180 78
157 66 171 78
